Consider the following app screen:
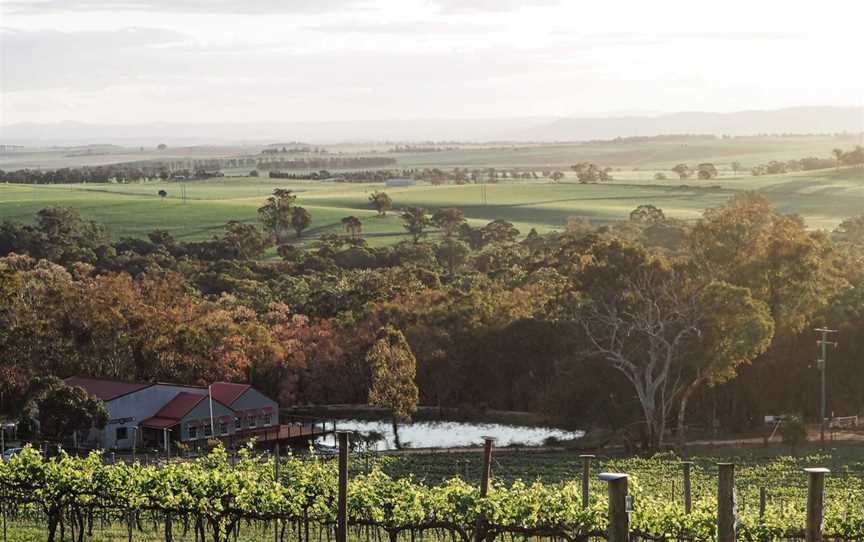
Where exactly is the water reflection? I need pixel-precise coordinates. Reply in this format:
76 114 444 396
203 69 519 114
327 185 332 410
317 419 583 451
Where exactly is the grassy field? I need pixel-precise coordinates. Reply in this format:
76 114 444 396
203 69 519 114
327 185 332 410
1 133 863 243
2 166 862 243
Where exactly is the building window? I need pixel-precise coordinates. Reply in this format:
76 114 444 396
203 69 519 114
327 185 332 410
235 417 242 430
115 427 128 441
219 422 229 435
261 414 272 427
188 425 198 440
203 422 212 437
248 416 257 428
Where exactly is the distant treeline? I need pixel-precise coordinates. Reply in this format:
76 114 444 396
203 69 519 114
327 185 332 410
584 134 719 145
0 166 171 184
270 167 544 184
388 145 460 153
261 146 329 155
751 146 863 176
259 157 396 171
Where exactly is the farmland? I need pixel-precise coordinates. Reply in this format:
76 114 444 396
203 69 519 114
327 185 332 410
1 135 862 243
0 165 862 245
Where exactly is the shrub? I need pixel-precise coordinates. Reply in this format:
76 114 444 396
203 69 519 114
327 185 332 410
780 416 807 446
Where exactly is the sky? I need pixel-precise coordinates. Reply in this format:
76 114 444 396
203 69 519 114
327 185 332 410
1 0 863 125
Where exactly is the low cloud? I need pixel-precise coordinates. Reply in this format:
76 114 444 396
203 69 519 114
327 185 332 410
2 0 362 15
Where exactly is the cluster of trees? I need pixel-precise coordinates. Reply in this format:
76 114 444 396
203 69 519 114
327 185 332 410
3 194 864 452
570 162 614 183
670 163 719 180
258 157 396 171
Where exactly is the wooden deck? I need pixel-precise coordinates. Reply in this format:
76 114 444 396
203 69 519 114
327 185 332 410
237 422 334 444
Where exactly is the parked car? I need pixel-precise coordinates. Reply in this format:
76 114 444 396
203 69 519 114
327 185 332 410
2 447 23 462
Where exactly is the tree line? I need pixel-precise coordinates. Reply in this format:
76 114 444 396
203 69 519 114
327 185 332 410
3 194 864 452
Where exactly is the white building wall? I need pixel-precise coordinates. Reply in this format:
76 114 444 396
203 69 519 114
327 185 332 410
102 384 206 449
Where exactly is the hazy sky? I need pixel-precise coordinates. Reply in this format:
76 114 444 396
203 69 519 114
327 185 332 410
1 0 862 125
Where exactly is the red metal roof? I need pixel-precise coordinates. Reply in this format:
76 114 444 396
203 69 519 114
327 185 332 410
64 376 152 401
209 382 250 405
140 417 178 429
153 392 206 420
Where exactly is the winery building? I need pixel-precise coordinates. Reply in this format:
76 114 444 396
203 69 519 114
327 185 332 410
64 377 278 450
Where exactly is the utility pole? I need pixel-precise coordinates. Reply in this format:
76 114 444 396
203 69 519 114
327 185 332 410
815 327 838 446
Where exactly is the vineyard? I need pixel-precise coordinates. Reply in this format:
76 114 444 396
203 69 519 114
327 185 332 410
1 444 863 542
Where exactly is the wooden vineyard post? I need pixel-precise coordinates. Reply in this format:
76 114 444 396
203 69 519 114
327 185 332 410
476 437 495 542
805 468 829 542
580 454 595 508
599 473 629 542
681 461 693 514
717 463 736 542
337 431 349 542
274 443 281 542
759 487 767 521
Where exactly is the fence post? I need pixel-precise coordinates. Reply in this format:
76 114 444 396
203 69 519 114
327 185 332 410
681 461 693 514
580 454 595 508
275 443 281 542
759 487 766 520
337 431 349 542
599 473 629 542
476 437 495 542
805 468 829 542
717 463 736 542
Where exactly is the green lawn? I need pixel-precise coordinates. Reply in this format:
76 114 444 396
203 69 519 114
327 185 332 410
1 166 862 243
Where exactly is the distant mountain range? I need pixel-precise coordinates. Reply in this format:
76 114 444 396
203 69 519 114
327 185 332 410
1 107 861 146
518 106 864 142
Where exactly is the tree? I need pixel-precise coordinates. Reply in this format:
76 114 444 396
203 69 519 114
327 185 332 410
341 216 363 240
401 207 431 243
549 171 564 183
19 377 108 443
629 204 666 224
258 188 296 241
833 215 864 245
481 219 519 245
731 161 741 177
158 189 168 200
222 221 272 259
366 325 418 449
290 207 311 238
561 240 700 452
431 208 465 238
672 164 691 180
833 148 844 171
369 191 393 217
697 163 718 180
157 143 167 151
675 281 774 449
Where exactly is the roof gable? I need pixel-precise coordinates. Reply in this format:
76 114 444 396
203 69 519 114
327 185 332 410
64 376 152 401
154 392 207 420
209 382 251 405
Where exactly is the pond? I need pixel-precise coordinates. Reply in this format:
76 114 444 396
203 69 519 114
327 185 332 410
317 419 584 451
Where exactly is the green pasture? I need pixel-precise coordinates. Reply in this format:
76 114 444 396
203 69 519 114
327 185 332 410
0 165 862 243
